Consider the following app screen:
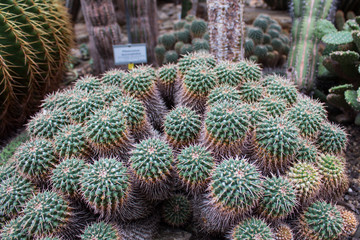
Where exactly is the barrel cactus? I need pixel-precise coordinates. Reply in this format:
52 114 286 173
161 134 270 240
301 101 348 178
0 0 72 139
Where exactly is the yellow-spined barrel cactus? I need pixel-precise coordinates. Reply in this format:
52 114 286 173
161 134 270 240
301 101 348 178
0 0 72 139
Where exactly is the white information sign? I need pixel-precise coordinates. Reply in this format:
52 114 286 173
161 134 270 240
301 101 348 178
113 44 147 65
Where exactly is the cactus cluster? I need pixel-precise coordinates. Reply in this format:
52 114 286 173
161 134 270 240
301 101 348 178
155 17 209 65
245 14 290 68
315 14 360 124
0 52 357 239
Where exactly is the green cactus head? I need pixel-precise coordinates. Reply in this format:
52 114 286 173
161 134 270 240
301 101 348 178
254 45 268 60
299 201 343 240
96 84 123 104
205 101 250 147
236 60 262 82
164 106 202 147
266 77 298 105
259 95 287 117
259 176 297 220
80 222 121 240
215 61 243 87
41 90 71 111
130 138 173 183
80 158 131 216
20 191 72 236
101 69 125 87
192 38 210 51
245 38 255 57
164 50 179 64
27 109 70 139
54 124 88 158
207 85 242 106
316 122 347 154
112 95 147 130
15 138 57 180
238 80 265 103
296 138 318 163
190 19 207 38
177 51 216 75
74 75 102 93
287 162 321 203
254 17 269 32
161 33 176 50
66 90 105 123
248 27 264 44
209 157 263 214
176 29 191 43
85 107 129 151
122 66 157 98
1 218 29 240
0 175 36 218
180 43 194 55
175 41 185 53
268 28 280 38
51 157 85 196
230 218 274 240
175 145 215 191
155 44 166 62
161 194 192 227
158 63 177 86
244 102 268 127
183 64 217 97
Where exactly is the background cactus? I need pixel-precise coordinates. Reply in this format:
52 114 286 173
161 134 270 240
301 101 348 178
0 0 72 140
245 14 290 69
155 17 209 65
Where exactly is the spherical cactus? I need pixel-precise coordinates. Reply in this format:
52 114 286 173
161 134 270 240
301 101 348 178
80 158 131 217
199 157 263 233
96 84 123 104
192 38 210 51
27 109 70 139
0 175 36 218
74 75 102 93
214 61 243 87
253 116 300 172
85 107 132 157
236 60 262 82
338 207 358 237
155 44 166 63
207 85 242 106
266 77 298 105
80 222 121 240
161 33 176 50
179 64 217 113
54 124 88 158
230 218 274 240
190 19 207 38
245 102 268 127
296 138 318 163
161 194 192 227
238 80 265 103
268 29 280 38
157 63 179 105
259 95 287 117
316 154 348 199
254 17 269 32
1 218 29 239
0 163 17 182
286 97 326 137
274 223 294 240
287 162 321 203
248 27 264 44
203 101 250 159
245 38 255 57
41 90 71 111
263 33 272 44
177 51 216 75
176 29 191 43
164 106 202 148
174 41 184 53
0 0 72 140
15 138 57 180
101 69 125 87
164 50 179 64
254 45 269 60
180 43 194 55
174 20 186 30
259 176 297 220
112 95 153 142
269 23 282 32
129 138 174 201
271 38 284 53
19 191 72 237
299 201 343 240
175 145 215 192
51 158 85 197
316 122 347 154
66 90 105 123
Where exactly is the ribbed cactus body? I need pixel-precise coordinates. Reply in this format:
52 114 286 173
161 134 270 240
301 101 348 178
0 0 72 139
230 218 274 240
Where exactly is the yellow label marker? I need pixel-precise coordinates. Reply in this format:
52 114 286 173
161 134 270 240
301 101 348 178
128 63 134 70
